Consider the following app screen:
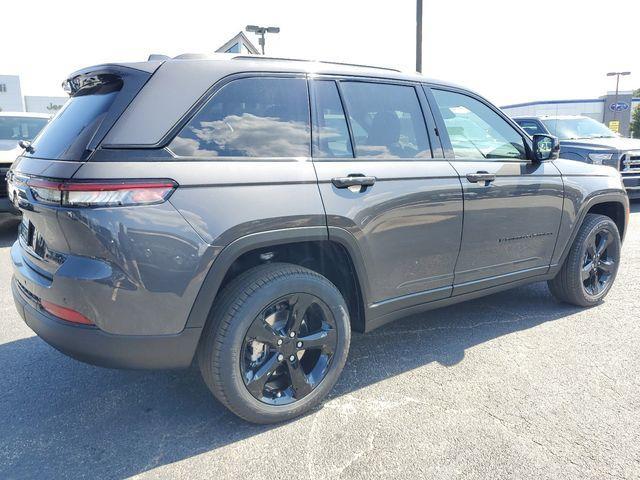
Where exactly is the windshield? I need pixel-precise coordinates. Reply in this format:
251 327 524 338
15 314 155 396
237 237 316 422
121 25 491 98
542 117 616 140
0 116 48 141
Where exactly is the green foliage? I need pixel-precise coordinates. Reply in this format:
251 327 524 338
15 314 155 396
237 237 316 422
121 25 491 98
631 106 640 139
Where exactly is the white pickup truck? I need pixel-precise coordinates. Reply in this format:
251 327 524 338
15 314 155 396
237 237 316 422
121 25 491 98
0 112 49 226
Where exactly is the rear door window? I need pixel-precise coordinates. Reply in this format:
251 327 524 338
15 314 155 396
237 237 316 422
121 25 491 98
169 77 310 158
311 80 353 158
339 82 431 159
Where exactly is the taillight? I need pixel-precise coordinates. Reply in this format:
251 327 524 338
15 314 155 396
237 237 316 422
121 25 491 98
41 300 94 325
27 179 177 207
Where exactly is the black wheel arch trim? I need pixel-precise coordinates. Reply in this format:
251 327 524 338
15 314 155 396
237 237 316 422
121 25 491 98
551 190 628 276
184 226 372 330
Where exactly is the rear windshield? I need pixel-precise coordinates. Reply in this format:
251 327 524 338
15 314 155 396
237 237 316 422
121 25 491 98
25 76 122 160
0 116 48 141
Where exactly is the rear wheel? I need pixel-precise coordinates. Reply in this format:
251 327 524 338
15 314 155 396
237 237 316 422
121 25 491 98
198 263 351 424
548 213 621 307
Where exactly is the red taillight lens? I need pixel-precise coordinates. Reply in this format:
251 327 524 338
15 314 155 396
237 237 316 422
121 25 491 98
27 179 177 207
41 300 94 325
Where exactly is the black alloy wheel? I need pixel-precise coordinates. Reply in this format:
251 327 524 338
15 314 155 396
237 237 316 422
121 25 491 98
548 213 621 307
198 263 350 424
241 293 338 405
581 228 617 296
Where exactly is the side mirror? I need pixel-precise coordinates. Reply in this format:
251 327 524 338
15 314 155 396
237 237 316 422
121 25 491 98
532 134 560 162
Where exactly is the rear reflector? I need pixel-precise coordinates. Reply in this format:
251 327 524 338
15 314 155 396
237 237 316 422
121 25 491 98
27 179 177 207
41 300 95 325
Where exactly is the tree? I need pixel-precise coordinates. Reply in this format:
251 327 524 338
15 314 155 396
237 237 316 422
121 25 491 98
635 88 640 97
630 106 640 139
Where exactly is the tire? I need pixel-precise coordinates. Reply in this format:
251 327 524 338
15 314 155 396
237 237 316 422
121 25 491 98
197 262 351 424
548 213 621 307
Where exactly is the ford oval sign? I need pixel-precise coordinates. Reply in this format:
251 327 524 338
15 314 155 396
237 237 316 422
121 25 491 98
609 102 630 112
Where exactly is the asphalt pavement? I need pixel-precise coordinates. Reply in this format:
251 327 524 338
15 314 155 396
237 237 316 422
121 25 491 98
0 204 639 479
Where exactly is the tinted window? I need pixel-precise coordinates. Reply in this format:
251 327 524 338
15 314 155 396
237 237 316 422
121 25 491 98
340 82 430 159
170 77 310 158
312 81 353 158
541 117 617 140
27 85 120 160
432 89 526 160
0 116 48 141
516 119 546 136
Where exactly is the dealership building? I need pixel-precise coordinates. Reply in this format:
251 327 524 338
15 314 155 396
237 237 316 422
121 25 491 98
501 92 640 137
0 74 68 115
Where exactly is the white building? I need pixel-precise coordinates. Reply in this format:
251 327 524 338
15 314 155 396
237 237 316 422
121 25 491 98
501 98 610 122
0 75 24 112
215 31 260 55
501 93 640 136
24 96 68 115
0 75 67 114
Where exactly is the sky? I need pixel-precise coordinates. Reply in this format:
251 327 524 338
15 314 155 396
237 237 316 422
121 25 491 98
1 0 638 106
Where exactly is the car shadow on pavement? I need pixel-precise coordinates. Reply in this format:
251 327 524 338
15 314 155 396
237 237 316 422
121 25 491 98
0 279 583 479
0 222 19 248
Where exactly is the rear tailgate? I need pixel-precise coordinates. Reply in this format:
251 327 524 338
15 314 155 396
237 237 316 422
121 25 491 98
8 63 159 276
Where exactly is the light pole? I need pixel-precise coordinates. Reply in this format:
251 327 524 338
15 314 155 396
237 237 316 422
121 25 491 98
246 25 280 55
606 71 631 122
416 0 423 73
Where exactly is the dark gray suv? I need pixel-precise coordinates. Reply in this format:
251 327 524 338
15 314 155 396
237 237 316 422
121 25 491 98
8 56 629 423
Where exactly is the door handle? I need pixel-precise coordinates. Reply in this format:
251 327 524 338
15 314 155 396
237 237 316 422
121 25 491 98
466 171 496 184
331 175 377 189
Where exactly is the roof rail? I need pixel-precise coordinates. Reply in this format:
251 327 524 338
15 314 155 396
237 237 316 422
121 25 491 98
232 55 401 73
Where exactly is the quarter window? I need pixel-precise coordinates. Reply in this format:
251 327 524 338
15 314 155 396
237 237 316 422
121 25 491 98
170 77 310 158
340 82 431 159
432 89 526 160
312 81 353 158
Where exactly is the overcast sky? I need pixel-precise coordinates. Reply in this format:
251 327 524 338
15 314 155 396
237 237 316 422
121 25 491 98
1 0 638 106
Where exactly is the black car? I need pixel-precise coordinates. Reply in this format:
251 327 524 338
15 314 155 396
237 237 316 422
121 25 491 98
513 115 640 198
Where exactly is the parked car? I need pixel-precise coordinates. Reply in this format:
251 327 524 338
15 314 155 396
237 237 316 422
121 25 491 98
0 112 49 227
8 56 629 423
513 115 640 198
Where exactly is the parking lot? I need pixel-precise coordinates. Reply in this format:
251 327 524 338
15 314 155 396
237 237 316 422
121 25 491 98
0 203 637 479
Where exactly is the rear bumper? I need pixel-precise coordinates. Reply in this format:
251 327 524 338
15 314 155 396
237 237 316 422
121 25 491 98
12 277 202 369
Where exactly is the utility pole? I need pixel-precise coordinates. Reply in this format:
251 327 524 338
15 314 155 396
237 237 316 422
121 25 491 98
416 0 423 72
606 71 631 123
246 25 280 55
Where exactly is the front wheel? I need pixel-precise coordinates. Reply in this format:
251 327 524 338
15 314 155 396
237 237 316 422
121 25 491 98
548 213 621 307
198 263 351 424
